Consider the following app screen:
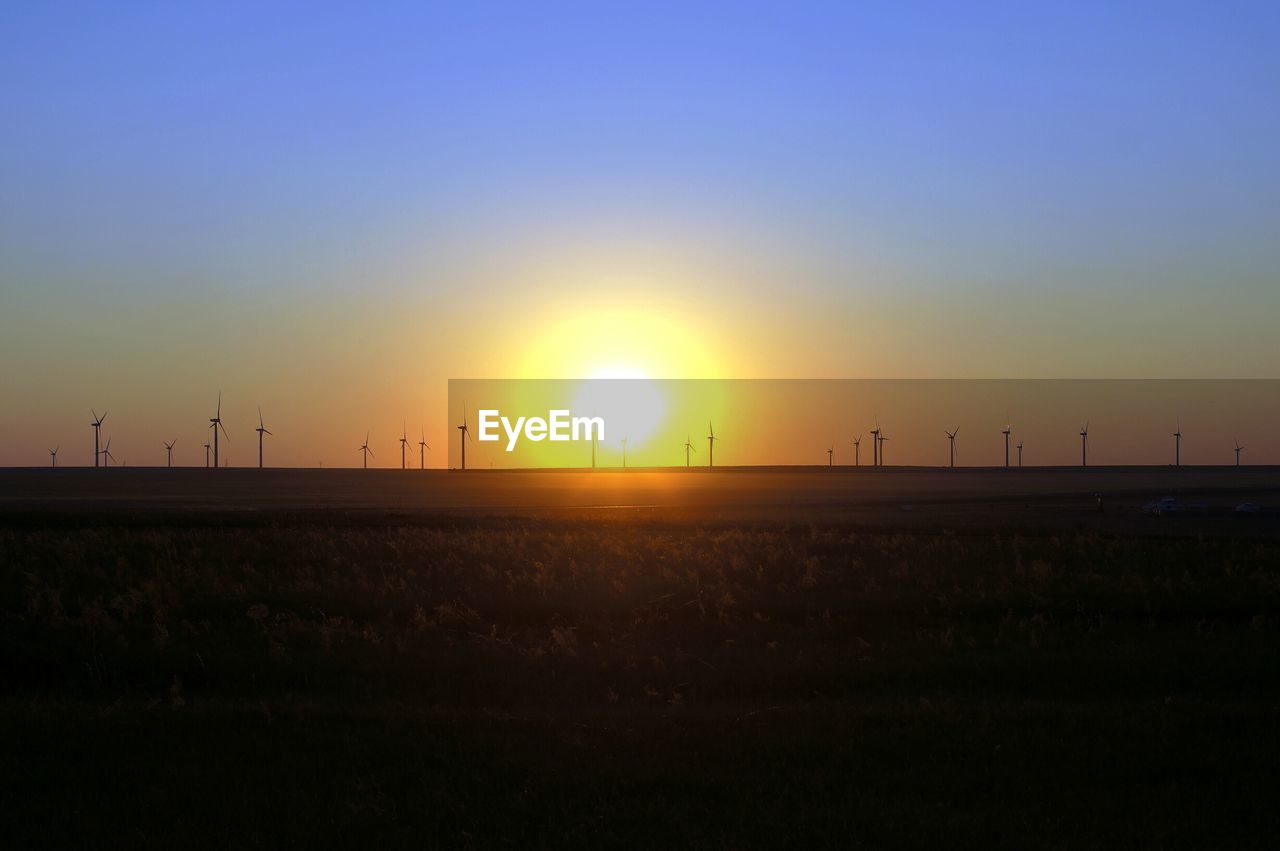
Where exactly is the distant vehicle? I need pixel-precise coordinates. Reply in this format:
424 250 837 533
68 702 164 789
1143 497 1184 515
1235 503 1262 515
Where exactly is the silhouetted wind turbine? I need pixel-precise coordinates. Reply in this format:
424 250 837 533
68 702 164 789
1017 441 1024 467
359 432 374 469
852 435 862 466
399 424 410 470
1079 422 1089 467
49 446 58 468
878 432 889 466
101 436 116 467
164 439 176 468
707 421 717 468
1002 420 1012 468
203 441 211 468
418 428 430 469
209 393 228 468
870 421 881 466
683 435 695 467
457 405 470 470
1234 440 1243 466
255 408 272 469
90 410 106 468
1172 421 1182 467
827 444 834 467
945 427 959 468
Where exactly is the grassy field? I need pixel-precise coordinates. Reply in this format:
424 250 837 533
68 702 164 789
3 470 1280 847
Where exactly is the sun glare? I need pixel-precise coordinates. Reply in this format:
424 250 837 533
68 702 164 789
516 309 720 379
571 378 667 448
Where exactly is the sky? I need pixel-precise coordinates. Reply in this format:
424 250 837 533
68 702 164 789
2 1 1278 467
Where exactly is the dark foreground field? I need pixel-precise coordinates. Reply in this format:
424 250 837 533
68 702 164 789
3 470 1280 848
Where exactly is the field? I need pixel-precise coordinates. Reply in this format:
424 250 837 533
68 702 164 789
3 468 1280 848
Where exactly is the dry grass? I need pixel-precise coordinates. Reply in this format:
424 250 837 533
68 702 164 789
2 517 1279 847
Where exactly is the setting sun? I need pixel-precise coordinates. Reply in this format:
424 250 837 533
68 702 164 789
516 309 722 380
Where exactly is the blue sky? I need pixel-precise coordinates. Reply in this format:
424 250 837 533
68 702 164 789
2 1 1278 464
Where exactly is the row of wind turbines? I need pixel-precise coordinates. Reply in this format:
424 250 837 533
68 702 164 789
73 395 434 470
821 420 1247 468
59 402 1251 470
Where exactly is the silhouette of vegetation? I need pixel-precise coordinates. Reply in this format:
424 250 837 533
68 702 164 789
3 516 1279 847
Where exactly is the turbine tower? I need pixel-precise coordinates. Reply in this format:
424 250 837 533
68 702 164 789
457 405 471 470
827 444 834 467
1017 441 1024 467
399 425 410 470
358 432 374 469
164 439 176 468
203 441 211 468
1079 422 1089 467
1234 440 1243 466
852 435 862 467
1172 421 1182 467
870 421 881 467
100 437 115 467
707 421 717 468
255 408 272 469
209 393 229 468
1002 421 1012 468
878 433 889 466
418 428 430 469
683 435 695 467
90 410 106 468
945 427 959 468
49 446 58 468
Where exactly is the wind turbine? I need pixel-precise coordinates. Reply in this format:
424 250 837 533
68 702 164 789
878 432 889 466
870 421 881 466
255 408 272 469
100 437 116 468
1234 440 1243 466
827 444 834 467
1017 441 1024 467
1079 422 1089 467
209 393 229 468
852 435 862 467
49 446 58 468
90 410 106 468
418 428 430 469
683 435 696 467
399 424 410 470
358 432 374 469
621 437 628 469
164 439 176 468
457 405 470 470
203 441 211 468
707 421 717 468
1172 421 1182 467
945 427 959 468
1002 420 1012 468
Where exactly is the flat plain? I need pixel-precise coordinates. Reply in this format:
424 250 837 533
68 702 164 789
3 467 1279 848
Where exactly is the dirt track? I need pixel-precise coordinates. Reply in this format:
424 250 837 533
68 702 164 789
3 466 1278 535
